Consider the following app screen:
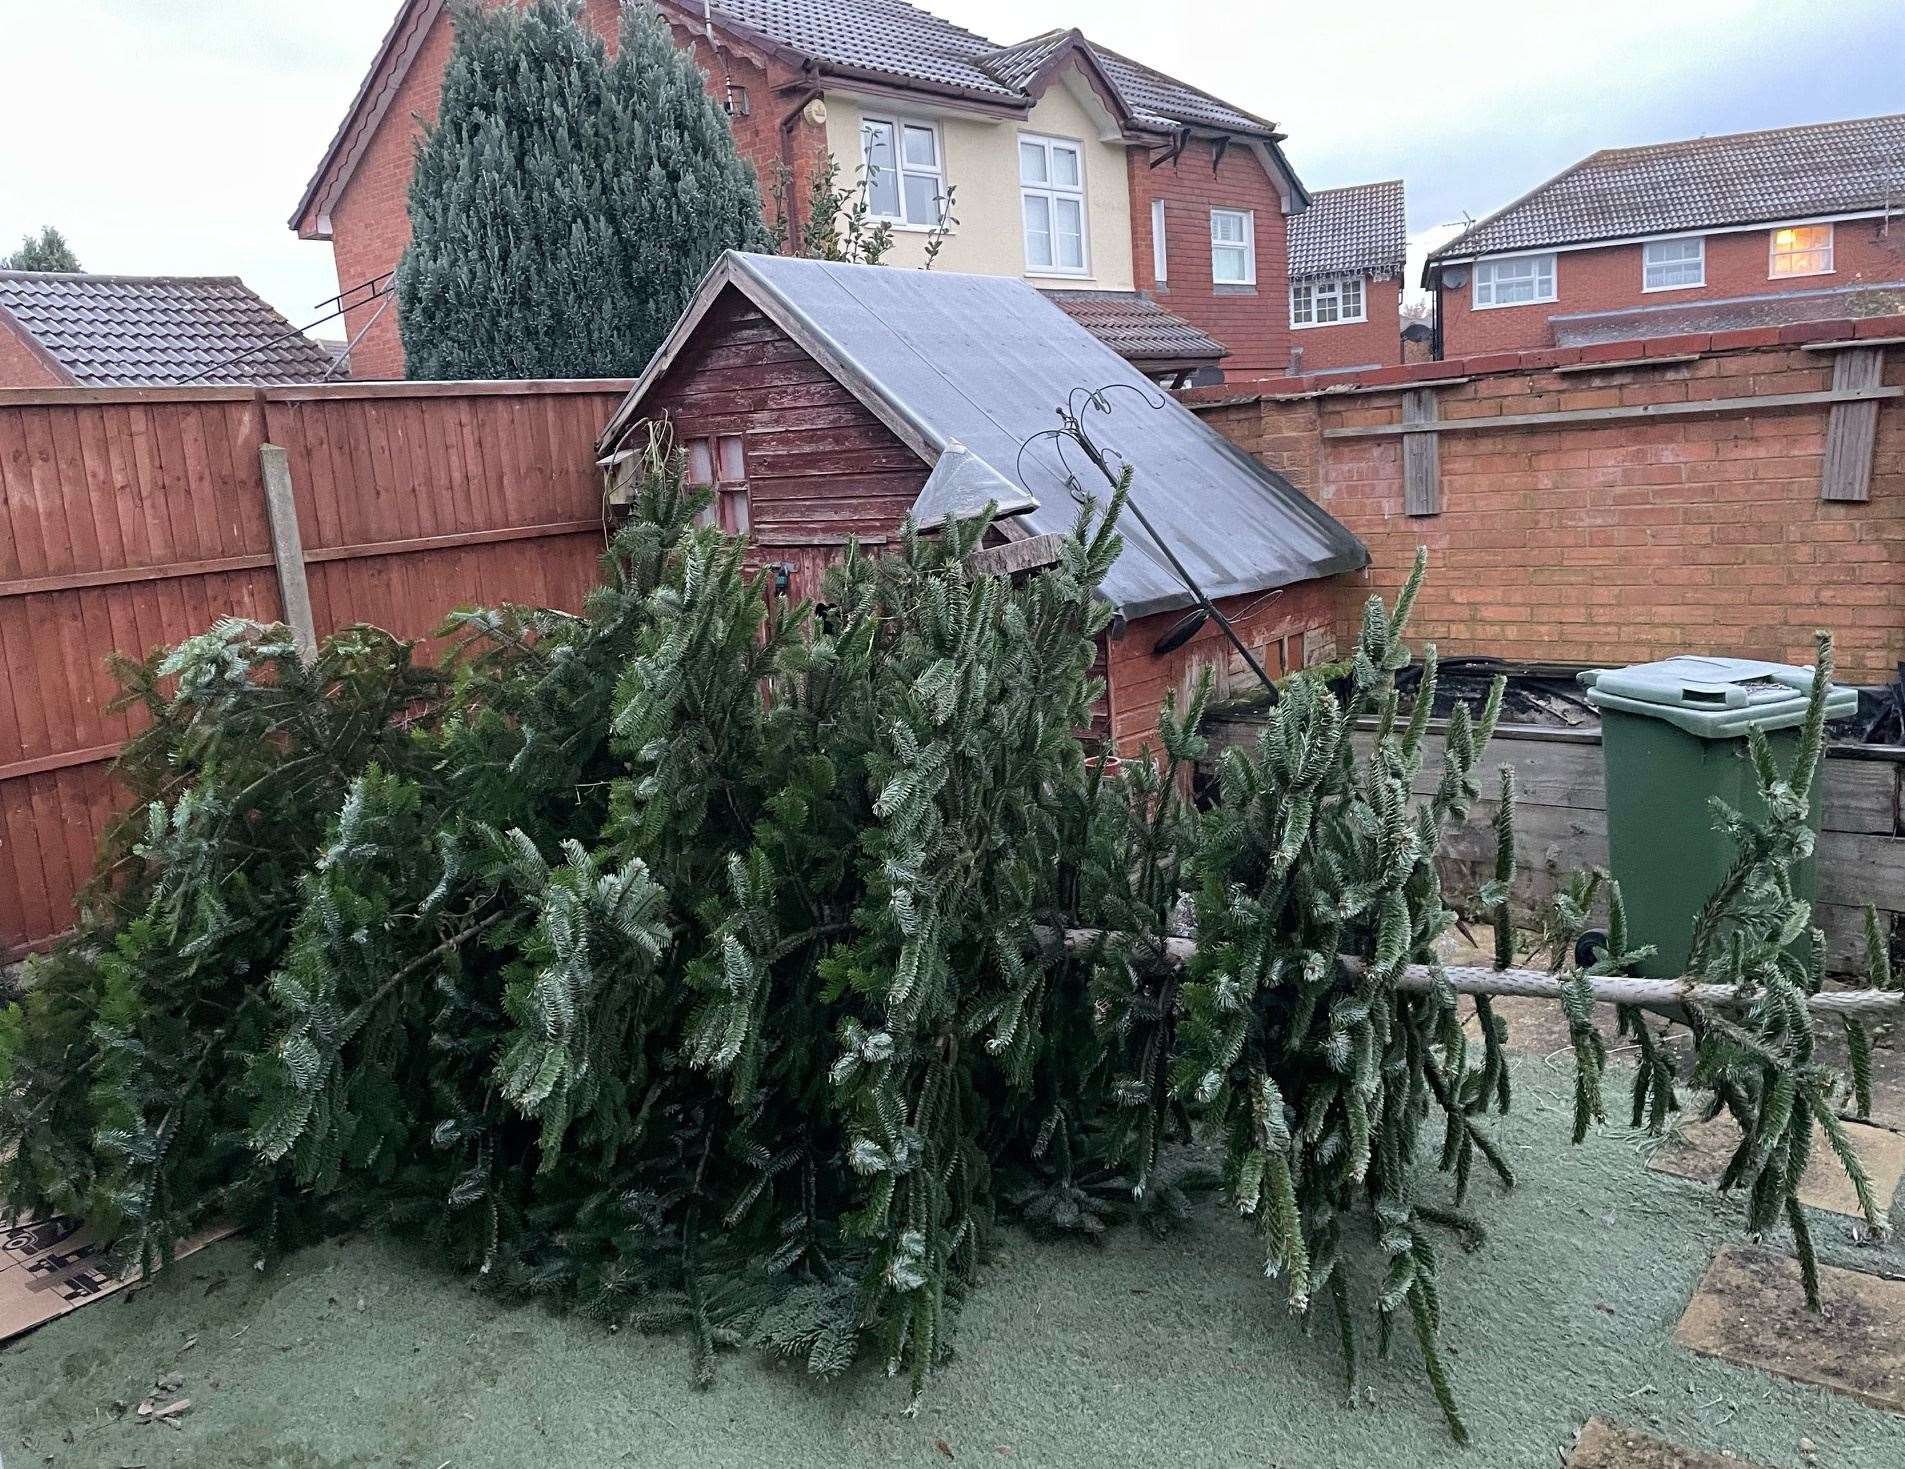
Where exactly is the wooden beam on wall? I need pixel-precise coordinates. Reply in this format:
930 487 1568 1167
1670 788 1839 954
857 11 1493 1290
1822 346 1885 503
1322 383 1903 438
259 443 318 661
1401 387 1440 516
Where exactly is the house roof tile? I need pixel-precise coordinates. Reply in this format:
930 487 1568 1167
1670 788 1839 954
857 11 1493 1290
0 272 334 387
1550 280 1905 347
1039 290 1228 364
1431 113 1905 263
1288 180 1406 280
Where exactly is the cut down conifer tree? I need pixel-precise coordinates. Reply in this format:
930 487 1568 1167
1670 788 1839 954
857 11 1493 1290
0 432 1894 1442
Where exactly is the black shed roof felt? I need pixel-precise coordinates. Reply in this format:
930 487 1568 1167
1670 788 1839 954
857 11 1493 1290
601 253 1366 621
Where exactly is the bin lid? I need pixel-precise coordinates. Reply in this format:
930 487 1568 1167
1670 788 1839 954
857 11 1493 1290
1578 655 1856 737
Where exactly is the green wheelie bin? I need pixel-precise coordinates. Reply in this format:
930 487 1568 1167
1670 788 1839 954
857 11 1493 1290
1578 656 1855 979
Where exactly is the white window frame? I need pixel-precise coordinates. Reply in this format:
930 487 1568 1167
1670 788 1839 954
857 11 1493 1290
1472 252 1557 309
1290 275 1367 328
1018 132 1089 277
1769 222 1834 279
1642 236 1705 292
1210 208 1255 285
1151 199 1168 285
859 114 948 230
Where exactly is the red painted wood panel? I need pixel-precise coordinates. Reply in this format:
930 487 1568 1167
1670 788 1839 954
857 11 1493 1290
0 379 629 956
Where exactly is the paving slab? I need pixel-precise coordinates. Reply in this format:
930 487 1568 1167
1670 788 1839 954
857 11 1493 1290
1566 1416 1768 1468
1676 1245 1905 1413
1647 1112 1905 1220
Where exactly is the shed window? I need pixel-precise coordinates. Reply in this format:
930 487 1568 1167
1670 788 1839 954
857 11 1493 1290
1291 276 1365 326
1769 223 1833 278
861 116 948 227
1020 134 1088 275
1210 209 1255 285
686 434 750 535
1472 253 1555 308
1642 237 1704 290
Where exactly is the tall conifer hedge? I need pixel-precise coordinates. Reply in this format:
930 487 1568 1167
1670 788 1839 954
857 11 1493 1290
397 0 766 380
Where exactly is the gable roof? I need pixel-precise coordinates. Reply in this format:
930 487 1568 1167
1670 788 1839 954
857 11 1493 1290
1040 291 1227 367
0 272 334 387
600 253 1365 620
1430 113 1905 266
295 0 1305 237
1288 180 1407 281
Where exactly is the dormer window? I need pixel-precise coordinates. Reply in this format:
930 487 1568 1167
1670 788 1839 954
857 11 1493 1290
1769 223 1833 278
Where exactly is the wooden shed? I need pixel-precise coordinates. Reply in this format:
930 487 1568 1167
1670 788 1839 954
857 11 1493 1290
597 253 1367 755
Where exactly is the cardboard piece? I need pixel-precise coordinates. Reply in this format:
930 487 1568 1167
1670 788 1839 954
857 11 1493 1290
1566 1416 1767 1468
1676 1245 1905 1413
1 1210 233 1346
1648 1114 1905 1220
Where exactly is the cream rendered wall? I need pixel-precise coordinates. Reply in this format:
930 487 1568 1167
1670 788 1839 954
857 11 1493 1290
820 60 1134 289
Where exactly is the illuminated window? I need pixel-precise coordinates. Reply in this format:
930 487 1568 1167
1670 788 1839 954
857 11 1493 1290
685 435 750 534
1291 276 1366 327
1769 223 1833 277
1473 253 1556 307
1643 237 1705 290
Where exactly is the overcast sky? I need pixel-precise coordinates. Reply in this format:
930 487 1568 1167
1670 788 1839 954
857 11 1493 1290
3 0 1901 336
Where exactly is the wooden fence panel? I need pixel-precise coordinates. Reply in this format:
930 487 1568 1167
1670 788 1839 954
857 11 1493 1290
0 379 629 957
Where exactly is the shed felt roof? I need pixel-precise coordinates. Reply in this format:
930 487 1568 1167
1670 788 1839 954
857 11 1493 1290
0 271 333 387
1430 113 1905 264
602 253 1365 620
1288 180 1407 281
1040 291 1228 365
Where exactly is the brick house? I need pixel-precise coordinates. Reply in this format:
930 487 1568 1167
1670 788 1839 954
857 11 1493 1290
1284 180 1407 376
0 272 333 388
595 251 1367 754
1425 114 1905 358
291 0 1313 383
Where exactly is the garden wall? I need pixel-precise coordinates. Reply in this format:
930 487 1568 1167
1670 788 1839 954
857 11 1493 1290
1202 714 1905 973
0 378 630 957
1188 316 1905 684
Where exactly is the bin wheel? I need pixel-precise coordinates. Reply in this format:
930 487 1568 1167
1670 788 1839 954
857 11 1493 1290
1574 929 1609 969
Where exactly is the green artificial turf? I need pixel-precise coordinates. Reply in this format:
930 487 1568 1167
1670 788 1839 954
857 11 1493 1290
3 1056 1902 1469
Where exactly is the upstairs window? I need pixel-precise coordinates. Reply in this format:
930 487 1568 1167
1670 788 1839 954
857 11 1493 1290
1472 253 1555 308
1769 223 1833 277
686 434 750 535
1151 199 1168 285
1020 134 1087 275
1210 208 1255 285
1643 236 1705 290
1290 276 1366 327
861 116 947 227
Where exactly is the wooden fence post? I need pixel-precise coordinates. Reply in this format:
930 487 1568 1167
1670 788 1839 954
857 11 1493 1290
1821 346 1884 502
259 443 318 660
1402 387 1441 516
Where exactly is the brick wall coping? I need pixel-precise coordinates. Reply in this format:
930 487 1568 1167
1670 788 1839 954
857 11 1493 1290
1181 313 1905 408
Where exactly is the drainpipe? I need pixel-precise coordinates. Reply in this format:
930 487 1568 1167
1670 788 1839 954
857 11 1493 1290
1429 272 1444 361
778 68 824 248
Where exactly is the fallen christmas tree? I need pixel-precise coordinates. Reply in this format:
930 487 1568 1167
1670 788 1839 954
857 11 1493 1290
0 436 1896 1442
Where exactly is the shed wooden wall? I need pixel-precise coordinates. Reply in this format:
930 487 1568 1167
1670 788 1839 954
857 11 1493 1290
621 288 931 605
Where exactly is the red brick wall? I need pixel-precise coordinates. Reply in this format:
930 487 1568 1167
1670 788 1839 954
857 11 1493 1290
1127 140 1295 378
0 316 68 388
1189 319 1905 685
1440 218 1905 356
298 0 819 381
1107 579 1339 758
1290 275 1404 376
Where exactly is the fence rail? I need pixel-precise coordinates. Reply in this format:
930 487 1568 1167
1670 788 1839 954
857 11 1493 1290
0 379 630 958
